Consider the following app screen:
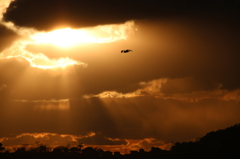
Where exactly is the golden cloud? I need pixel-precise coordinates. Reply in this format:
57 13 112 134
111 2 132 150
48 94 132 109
85 78 240 102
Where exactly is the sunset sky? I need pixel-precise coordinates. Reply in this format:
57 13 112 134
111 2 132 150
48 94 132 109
0 0 240 152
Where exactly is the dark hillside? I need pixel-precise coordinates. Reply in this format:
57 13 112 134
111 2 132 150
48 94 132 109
171 124 240 159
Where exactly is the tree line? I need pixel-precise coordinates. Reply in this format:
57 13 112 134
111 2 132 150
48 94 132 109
1 123 240 159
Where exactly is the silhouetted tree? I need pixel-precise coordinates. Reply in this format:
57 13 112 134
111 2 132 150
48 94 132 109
77 143 83 151
39 145 48 153
15 147 26 153
52 146 69 153
0 143 5 153
69 146 80 153
82 147 105 159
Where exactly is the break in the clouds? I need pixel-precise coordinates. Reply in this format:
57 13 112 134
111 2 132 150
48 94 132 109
0 1 136 69
3 0 240 31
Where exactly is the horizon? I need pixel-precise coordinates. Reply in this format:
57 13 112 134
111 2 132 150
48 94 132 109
1 123 240 155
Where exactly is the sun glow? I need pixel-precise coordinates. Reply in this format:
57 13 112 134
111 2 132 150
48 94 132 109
0 17 135 69
0 40 85 69
31 28 92 47
31 21 135 47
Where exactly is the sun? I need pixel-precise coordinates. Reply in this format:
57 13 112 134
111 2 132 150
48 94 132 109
30 28 95 47
30 21 136 47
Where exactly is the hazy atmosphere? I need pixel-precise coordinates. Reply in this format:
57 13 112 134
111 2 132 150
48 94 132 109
0 0 240 153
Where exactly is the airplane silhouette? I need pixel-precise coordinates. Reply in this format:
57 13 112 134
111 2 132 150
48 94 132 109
121 49 132 53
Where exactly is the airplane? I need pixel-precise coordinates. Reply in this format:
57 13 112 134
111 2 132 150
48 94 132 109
121 49 132 53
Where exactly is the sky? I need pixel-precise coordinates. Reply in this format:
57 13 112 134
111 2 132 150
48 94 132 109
0 0 240 153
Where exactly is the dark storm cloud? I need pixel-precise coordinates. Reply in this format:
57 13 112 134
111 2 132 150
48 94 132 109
0 24 19 51
3 0 240 30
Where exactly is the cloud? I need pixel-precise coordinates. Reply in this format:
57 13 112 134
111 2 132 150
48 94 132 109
0 13 87 70
0 0 13 20
0 14 135 70
0 36 86 69
0 132 127 147
0 24 19 51
223 90 240 101
0 132 172 153
3 0 239 31
84 78 167 98
1 89 240 145
78 133 127 145
12 99 70 110
3 0 147 31
0 25 86 70
85 77 233 102
76 78 240 142
0 132 92 146
125 138 172 151
120 77 240 102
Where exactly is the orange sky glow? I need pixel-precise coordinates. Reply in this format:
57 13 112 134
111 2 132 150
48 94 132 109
0 0 240 154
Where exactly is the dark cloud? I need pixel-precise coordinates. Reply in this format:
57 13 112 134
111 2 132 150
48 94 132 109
3 0 240 31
